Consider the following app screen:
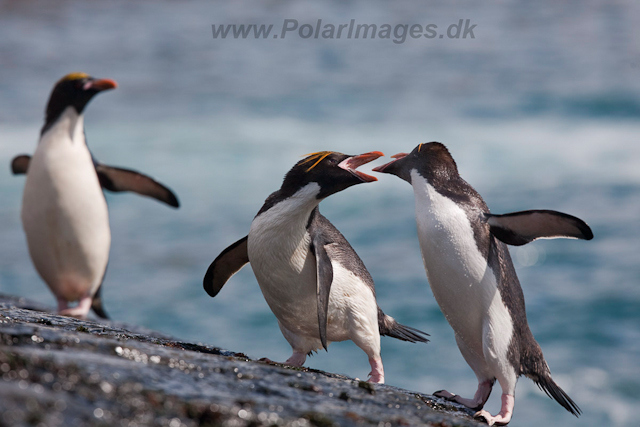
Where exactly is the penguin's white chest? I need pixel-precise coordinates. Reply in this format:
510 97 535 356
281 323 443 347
21 107 111 300
247 184 373 344
411 172 512 357
248 185 322 335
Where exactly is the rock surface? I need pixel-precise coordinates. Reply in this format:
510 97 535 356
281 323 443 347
0 294 483 427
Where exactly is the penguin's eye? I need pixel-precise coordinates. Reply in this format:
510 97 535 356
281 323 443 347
326 158 337 165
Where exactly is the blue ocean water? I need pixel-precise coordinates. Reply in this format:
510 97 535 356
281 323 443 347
1 1 639 425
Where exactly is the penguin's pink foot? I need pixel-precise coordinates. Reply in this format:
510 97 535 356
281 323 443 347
58 296 92 319
434 379 493 411
434 390 482 410
474 394 514 426
284 351 307 367
367 357 385 384
433 389 456 399
258 351 306 367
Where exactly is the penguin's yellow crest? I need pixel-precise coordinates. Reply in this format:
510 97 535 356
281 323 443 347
300 151 333 172
59 72 90 83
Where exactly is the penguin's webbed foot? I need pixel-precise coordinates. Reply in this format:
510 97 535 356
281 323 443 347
57 296 92 319
474 410 510 426
433 389 456 399
367 357 385 384
367 372 384 384
434 379 494 411
433 390 482 411
258 351 306 367
473 394 514 426
284 351 307 367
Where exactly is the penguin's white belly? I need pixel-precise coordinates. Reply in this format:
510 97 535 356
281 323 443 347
249 225 318 330
413 175 513 361
249 229 366 343
22 123 110 301
248 197 375 345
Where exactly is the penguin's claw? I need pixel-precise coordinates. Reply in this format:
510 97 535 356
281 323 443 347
474 410 509 426
473 394 514 426
433 390 456 400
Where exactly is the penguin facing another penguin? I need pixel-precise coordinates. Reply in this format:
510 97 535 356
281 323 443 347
203 151 429 383
11 72 180 319
374 142 592 425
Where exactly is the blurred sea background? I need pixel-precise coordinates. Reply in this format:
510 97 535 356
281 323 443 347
1 1 639 425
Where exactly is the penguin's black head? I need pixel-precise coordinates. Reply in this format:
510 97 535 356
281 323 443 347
373 142 458 184
43 72 117 133
282 151 384 199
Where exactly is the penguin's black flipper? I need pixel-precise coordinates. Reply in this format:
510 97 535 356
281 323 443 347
11 155 31 175
486 210 593 246
95 163 180 208
203 236 249 297
311 234 334 352
91 284 110 319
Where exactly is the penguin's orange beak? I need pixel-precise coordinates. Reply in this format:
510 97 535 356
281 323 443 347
83 78 118 92
339 151 384 182
372 152 408 173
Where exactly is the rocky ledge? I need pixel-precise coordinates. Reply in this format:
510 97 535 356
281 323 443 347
0 294 483 427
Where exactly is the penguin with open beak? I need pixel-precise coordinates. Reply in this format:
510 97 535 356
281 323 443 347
204 151 429 383
11 73 179 319
374 142 592 424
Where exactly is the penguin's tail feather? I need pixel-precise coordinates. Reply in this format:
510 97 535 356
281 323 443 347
91 284 110 320
378 310 429 343
528 373 581 417
522 358 581 417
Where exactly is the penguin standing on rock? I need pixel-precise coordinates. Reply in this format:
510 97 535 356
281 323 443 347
374 142 592 425
11 73 180 319
203 151 429 383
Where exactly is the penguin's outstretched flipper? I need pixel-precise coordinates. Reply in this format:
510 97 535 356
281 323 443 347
95 163 180 208
11 154 31 175
486 210 593 246
203 236 249 297
13 152 181 208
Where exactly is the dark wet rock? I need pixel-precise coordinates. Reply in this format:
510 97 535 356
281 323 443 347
0 294 483 427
